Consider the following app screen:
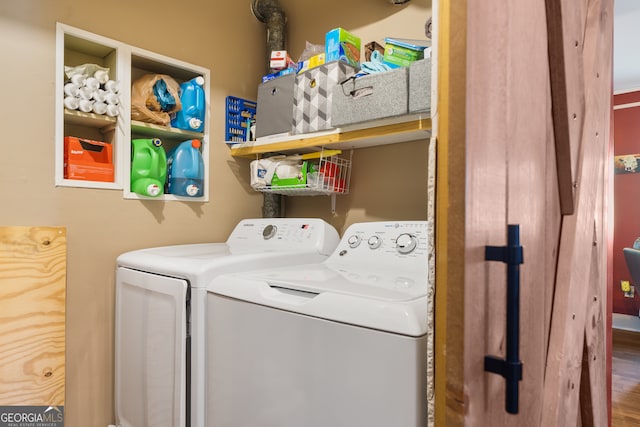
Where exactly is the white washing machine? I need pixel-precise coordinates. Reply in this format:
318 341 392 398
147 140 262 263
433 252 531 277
206 221 431 427
114 218 340 427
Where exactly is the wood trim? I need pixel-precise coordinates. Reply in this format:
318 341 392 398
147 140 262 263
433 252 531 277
435 0 466 425
612 101 640 110
606 100 615 427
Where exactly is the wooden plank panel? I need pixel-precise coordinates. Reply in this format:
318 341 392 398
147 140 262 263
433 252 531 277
580 87 609 426
545 0 588 214
0 227 66 406
545 111 563 367
504 0 562 422
464 0 509 423
541 0 612 423
463 0 553 424
580 94 609 425
579 218 608 426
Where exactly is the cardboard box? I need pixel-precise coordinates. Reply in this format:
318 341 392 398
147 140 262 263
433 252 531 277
269 50 296 72
270 50 290 69
325 28 361 68
255 73 296 138
331 67 409 127
292 61 359 134
64 136 114 182
296 53 326 74
409 58 431 113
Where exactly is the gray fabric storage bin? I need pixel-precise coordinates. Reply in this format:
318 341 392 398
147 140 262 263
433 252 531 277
255 73 295 138
331 67 409 127
292 61 359 134
409 58 431 113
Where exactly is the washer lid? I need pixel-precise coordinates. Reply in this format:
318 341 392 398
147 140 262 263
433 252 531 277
208 264 430 336
242 263 428 302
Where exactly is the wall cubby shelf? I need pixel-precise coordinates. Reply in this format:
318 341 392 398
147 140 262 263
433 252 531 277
55 23 210 201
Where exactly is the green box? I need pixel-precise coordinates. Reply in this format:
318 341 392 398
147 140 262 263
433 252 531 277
383 37 429 68
382 53 419 68
384 43 424 61
271 161 308 188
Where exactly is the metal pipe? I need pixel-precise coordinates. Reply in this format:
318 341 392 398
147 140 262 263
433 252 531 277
251 0 287 71
251 0 286 218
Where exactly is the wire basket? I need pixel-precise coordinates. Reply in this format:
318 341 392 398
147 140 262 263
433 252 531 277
254 152 352 196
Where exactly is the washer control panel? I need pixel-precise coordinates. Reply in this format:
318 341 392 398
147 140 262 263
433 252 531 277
329 221 431 267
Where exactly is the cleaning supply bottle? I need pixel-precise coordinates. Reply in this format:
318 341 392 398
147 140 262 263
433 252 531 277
171 76 205 132
130 138 167 197
166 139 204 197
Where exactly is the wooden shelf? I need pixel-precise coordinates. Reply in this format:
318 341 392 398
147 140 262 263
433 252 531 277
64 109 117 130
229 115 432 158
131 120 204 141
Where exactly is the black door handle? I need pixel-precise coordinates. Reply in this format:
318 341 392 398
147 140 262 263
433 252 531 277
484 224 524 414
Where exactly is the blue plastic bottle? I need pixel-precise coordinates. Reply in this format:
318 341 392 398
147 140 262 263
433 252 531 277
130 138 167 197
166 139 204 197
171 76 205 132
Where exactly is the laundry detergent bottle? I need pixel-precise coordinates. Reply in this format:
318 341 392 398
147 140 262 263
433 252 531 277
171 76 205 132
130 138 167 197
166 139 204 197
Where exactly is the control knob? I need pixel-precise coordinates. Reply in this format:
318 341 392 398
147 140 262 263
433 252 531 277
396 233 418 254
368 235 382 249
262 225 277 240
347 235 362 248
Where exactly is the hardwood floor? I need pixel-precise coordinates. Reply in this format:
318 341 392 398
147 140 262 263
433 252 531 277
613 328 640 426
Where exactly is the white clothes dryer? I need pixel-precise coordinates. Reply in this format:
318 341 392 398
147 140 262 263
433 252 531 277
114 218 339 427
206 221 431 427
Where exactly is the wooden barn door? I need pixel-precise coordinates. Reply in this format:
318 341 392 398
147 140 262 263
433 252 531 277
435 0 613 425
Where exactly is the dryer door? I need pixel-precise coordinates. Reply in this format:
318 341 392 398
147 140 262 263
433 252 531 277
115 267 188 427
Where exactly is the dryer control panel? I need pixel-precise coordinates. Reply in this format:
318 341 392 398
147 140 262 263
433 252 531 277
226 218 340 256
327 221 431 269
